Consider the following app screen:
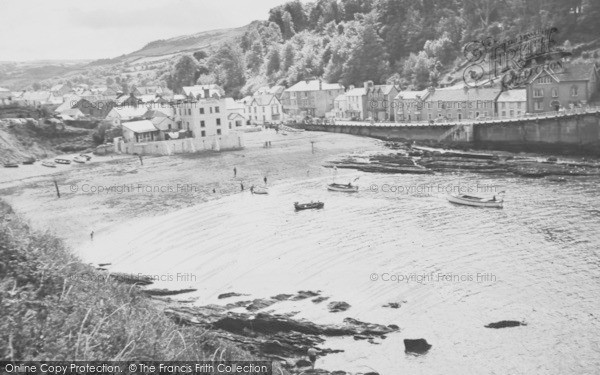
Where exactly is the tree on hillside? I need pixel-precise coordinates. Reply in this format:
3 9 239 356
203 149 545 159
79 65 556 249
167 55 200 93
266 47 282 76
208 42 246 96
32 82 41 91
106 77 114 86
282 42 296 72
246 41 264 73
282 11 296 39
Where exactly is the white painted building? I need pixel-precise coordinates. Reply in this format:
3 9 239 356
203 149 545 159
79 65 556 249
174 98 230 138
497 89 526 119
248 94 283 125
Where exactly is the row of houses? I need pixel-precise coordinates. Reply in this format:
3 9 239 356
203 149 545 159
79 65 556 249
285 62 600 123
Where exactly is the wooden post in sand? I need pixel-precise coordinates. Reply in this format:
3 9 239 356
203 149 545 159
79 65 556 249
53 179 60 198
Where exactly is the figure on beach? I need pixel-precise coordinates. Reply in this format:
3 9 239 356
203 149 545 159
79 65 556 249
233 166 237 177
90 230 94 241
307 348 318 368
250 185 254 194
264 176 267 185
240 182 244 191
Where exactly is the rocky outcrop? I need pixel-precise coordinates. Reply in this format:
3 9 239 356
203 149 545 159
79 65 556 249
328 301 351 313
485 320 527 329
404 338 432 354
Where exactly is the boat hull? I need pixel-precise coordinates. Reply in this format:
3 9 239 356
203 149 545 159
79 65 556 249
294 202 324 210
42 162 57 168
327 184 358 193
447 195 503 208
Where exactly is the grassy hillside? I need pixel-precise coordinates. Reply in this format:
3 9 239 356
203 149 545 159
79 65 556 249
0 199 264 363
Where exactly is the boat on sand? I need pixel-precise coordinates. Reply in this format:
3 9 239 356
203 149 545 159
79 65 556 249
3 162 19 168
251 186 269 195
447 192 505 208
73 156 87 163
294 201 324 210
55 158 71 165
42 161 57 168
327 182 359 192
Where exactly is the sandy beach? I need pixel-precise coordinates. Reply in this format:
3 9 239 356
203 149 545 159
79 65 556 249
0 130 382 250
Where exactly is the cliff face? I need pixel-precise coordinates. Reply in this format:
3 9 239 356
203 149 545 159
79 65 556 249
0 119 94 163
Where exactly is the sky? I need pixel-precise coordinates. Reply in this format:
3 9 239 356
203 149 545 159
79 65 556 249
0 0 295 61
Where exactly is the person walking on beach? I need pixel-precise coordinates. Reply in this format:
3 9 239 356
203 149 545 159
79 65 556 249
233 166 237 177
240 182 244 191
90 230 94 241
307 348 318 369
263 176 267 185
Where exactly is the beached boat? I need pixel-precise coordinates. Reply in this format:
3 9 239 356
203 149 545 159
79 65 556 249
327 183 359 192
79 154 92 161
73 156 86 163
3 162 19 168
294 201 324 211
22 157 36 165
251 186 269 195
42 161 57 168
55 158 71 165
447 193 504 208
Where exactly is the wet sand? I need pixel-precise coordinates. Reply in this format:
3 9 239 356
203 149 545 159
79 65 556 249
0 130 382 250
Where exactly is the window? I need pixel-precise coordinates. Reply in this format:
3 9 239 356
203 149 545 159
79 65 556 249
186 121 190 129
517 102 522 109
188 109 191 115
229 123 232 129
254 107 257 113
501 102 506 109
201 131 206 137
552 88 558 97
216 118 221 126
533 89 544 98
215 106 220 113
509 110 514 117
502 111 506 117
538 76 552 84
217 129 221 135
200 120 205 128
534 101 544 110
571 86 579 96
262 106 265 113
200 108 204 114
428 114 432 120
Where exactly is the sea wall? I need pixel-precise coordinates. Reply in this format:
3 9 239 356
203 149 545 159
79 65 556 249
115 132 244 155
297 112 600 155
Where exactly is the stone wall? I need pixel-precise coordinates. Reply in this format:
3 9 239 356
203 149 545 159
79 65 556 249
115 133 244 155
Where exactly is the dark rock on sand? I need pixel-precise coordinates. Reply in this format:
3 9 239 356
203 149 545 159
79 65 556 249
485 320 527 329
292 290 321 300
328 301 350 313
142 288 197 296
271 293 293 301
246 298 278 312
218 292 246 299
295 359 312 368
312 296 329 304
382 302 402 309
404 338 432 354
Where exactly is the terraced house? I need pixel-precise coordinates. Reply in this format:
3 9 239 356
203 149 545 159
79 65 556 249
526 62 600 113
420 86 501 121
282 79 344 118
364 81 399 121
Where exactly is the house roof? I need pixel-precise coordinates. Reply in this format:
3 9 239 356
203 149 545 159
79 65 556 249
346 87 366 96
497 89 526 102
424 86 501 102
145 107 175 118
395 90 429 101
334 94 347 101
109 106 149 120
552 63 597 82
252 94 278 106
122 120 158 133
182 84 223 99
285 79 344 92
228 112 246 120
367 85 397 95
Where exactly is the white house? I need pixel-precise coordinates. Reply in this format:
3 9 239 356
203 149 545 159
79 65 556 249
182 85 223 100
175 97 230 138
497 89 526 118
105 106 149 126
121 120 160 143
248 94 283 125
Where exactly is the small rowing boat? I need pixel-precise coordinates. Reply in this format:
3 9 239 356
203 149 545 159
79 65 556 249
42 161 57 168
79 154 92 161
73 156 86 163
22 157 36 165
3 162 19 168
294 201 324 211
327 182 359 192
447 192 504 208
55 158 71 165
251 186 268 195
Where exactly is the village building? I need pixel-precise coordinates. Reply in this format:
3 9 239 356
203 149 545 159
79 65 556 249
225 98 247 128
121 120 160 143
248 94 283 125
144 107 179 134
16 91 61 107
420 86 501 121
72 96 116 118
50 83 72 97
175 97 229 138
394 89 429 122
105 106 149 126
497 89 526 118
364 81 399 121
344 86 368 120
526 62 600 113
281 79 345 119
331 94 348 120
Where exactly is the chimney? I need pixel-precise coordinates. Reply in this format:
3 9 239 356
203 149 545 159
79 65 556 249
349 85 355 90
428 86 435 94
204 89 210 98
364 81 374 89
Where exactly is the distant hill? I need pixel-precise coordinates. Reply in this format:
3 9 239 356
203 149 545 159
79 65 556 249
0 24 252 90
